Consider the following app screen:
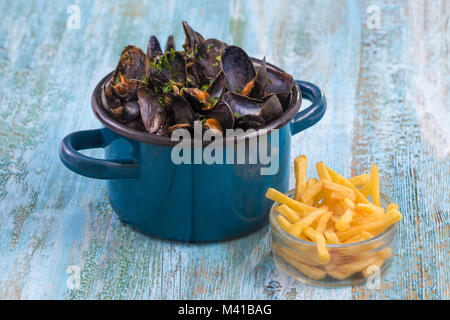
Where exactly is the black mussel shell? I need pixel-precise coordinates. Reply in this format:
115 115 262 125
223 91 262 117
196 38 227 84
165 92 195 128
113 77 148 101
165 35 175 52
137 87 166 134
123 100 141 122
206 100 235 130
259 94 283 123
264 69 294 96
101 83 122 116
185 62 202 87
235 114 265 130
182 88 209 111
182 21 201 53
112 45 150 83
222 46 256 94
147 35 163 58
208 71 226 100
249 57 267 99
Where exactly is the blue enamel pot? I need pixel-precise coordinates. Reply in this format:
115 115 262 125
60 59 326 242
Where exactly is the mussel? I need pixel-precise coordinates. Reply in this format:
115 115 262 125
182 21 202 53
196 38 227 84
259 94 283 123
113 73 148 101
165 35 175 52
101 82 123 118
235 114 265 130
147 35 163 58
222 46 256 94
206 100 235 131
165 92 195 130
137 87 166 134
112 45 150 83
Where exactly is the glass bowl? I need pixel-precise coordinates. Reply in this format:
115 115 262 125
269 189 397 287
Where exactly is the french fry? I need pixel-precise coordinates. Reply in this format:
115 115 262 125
323 180 356 200
349 173 369 187
266 188 315 213
315 211 333 234
316 161 332 181
276 204 301 223
324 230 340 244
360 231 374 240
303 227 330 263
324 165 371 204
326 255 379 280
345 235 363 243
356 202 384 215
386 203 399 212
274 242 321 265
287 206 328 237
274 244 327 280
337 209 402 241
342 198 356 210
335 209 354 231
294 155 308 201
301 180 323 206
277 215 292 232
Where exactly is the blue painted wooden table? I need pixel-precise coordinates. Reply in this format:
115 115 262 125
0 0 448 299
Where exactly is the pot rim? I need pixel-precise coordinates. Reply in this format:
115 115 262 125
91 58 302 146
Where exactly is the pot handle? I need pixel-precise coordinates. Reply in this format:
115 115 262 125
291 80 327 135
59 128 139 179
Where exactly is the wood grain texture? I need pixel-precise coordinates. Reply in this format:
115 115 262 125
0 0 448 299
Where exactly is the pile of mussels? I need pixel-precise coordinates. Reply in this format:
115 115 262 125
101 21 295 136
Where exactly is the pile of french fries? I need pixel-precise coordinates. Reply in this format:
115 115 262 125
266 155 402 281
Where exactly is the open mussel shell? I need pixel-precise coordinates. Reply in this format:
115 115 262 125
182 88 209 111
206 99 235 131
196 38 227 84
222 91 262 116
165 92 195 129
165 35 175 52
259 94 283 123
222 45 256 94
137 87 166 134
235 114 265 130
113 77 148 102
101 82 123 117
264 68 294 106
147 35 163 58
208 71 226 100
248 57 267 99
112 45 150 83
182 21 202 53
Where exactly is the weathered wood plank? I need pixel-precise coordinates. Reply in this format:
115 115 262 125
0 0 447 300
